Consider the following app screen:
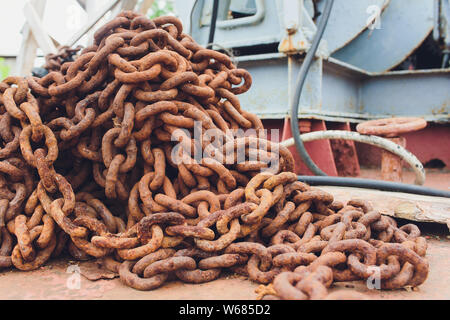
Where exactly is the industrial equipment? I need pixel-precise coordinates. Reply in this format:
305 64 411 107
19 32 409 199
175 0 450 178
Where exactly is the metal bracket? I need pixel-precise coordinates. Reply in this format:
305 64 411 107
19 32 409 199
217 0 265 29
277 0 328 58
199 0 265 29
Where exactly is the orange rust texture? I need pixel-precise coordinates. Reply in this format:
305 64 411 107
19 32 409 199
328 122 360 177
381 137 406 182
0 231 447 299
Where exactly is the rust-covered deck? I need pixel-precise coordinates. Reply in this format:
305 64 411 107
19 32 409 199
0 183 448 300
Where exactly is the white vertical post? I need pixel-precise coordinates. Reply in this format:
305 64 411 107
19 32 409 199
84 0 98 45
15 0 47 76
23 1 57 55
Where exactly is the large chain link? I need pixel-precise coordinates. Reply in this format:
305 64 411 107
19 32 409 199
0 10 429 299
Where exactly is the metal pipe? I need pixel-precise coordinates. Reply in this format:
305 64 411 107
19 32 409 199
281 130 426 185
289 0 334 176
207 0 219 47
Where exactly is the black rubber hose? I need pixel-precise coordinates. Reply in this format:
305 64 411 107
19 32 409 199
298 176 450 198
290 0 335 176
207 0 220 47
288 2 447 196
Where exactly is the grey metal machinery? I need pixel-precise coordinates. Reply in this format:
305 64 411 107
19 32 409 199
173 0 450 178
175 0 449 123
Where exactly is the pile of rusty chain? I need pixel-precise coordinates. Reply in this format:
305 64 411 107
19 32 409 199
0 11 429 299
43 45 84 72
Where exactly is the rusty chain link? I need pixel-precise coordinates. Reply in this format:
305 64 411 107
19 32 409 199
0 11 430 300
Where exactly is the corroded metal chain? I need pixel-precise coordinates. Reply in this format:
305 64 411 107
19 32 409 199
0 11 429 300
105 171 428 297
43 45 84 72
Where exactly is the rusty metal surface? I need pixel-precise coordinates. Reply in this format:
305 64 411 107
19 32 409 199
0 239 447 300
327 122 360 177
332 237 450 300
380 137 406 183
0 188 448 300
356 124 450 169
2 10 438 301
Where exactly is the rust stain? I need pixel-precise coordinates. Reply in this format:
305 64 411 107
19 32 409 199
431 105 448 115
279 35 295 53
330 139 360 177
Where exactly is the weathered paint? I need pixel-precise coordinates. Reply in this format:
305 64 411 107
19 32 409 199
332 0 434 73
237 55 450 123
